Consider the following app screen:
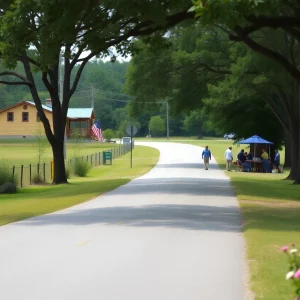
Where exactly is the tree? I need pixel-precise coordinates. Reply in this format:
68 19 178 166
0 0 192 184
102 129 115 142
183 109 208 139
149 116 166 137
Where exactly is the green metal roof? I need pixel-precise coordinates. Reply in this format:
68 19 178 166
67 108 93 119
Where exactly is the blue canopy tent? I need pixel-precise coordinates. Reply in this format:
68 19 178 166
237 135 273 157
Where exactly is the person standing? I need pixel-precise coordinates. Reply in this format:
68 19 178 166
261 149 269 173
202 146 211 170
274 149 281 173
224 146 233 171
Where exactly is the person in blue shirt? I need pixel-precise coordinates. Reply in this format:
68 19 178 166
202 146 212 170
274 150 281 173
237 149 251 172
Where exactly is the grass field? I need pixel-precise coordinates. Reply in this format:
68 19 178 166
0 145 159 226
180 139 300 300
0 139 118 167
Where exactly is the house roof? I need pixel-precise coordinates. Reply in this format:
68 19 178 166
67 108 94 119
0 101 94 119
27 102 93 119
26 101 52 112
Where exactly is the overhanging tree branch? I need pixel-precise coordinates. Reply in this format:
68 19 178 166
0 71 29 82
0 80 32 86
242 15 300 35
230 29 300 84
69 52 96 97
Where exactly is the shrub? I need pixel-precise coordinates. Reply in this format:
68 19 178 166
0 163 16 185
281 244 300 299
32 173 44 184
65 167 71 179
74 160 90 177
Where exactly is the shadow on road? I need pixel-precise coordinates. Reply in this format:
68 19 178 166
155 163 221 170
109 177 233 197
18 204 241 232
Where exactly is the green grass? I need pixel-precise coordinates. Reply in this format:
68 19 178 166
0 140 118 167
0 145 159 226
177 138 300 300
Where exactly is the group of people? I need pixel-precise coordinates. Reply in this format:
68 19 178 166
202 145 281 173
224 146 281 173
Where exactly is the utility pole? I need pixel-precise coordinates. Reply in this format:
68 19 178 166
59 52 67 159
91 84 94 109
166 101 169 140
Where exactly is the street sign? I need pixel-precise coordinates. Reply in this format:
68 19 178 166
125 124 138 168
126 124 138 136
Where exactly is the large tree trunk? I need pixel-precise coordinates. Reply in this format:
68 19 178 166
51 92 68 184
284 130 292 168
52 138 67 184
286 124 299 181
293 128 300 184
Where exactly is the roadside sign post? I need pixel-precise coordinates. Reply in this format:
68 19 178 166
126 124 138 168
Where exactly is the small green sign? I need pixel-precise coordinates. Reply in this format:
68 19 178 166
103 151 112 165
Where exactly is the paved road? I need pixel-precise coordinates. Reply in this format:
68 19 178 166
0 142 246 300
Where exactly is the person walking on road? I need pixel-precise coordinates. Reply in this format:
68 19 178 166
202 146 211 170
224 146 233 171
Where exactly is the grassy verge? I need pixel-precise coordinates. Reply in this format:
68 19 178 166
179 139 300 300
0 145 159 226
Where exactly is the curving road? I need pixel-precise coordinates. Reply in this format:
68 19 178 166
0 142 247 300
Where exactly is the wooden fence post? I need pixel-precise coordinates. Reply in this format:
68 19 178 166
29 164 32 185
20 165 23 188
12 166 15 182
43 163 46 182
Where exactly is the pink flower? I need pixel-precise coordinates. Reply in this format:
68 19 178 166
294 269 300 279
281 246 289 252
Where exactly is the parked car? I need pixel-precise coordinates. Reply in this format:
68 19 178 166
122 137 131 144
224 133 235 140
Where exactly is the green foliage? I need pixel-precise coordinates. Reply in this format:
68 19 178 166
65 167 71 179
126 23 230 113
73 160 90 177
190 0 285 26
115 130 124 139
102 129 115 141
0 162 15 185
183 109 209 138
149 116 166 137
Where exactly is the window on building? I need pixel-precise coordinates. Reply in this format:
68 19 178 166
22 112 29 122
7 112 14 122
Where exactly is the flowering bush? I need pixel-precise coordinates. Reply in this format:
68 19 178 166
282 244 300 299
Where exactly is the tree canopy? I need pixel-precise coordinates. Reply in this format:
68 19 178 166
0 0 192 183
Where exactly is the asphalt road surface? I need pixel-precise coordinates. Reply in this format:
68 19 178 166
0 142 247 300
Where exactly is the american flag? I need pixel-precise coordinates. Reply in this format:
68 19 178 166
92 121 103 141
